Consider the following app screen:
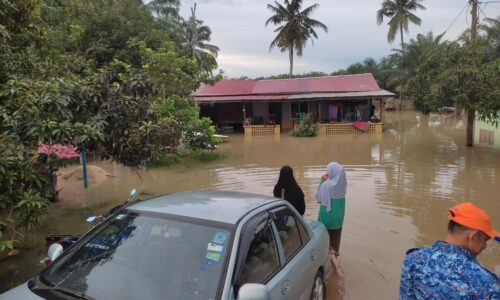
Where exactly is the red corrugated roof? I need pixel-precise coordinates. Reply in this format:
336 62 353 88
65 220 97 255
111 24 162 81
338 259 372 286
196 80 257 96
194 73 381 98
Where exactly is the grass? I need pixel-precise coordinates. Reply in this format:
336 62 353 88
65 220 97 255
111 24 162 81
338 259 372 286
149 148 228 168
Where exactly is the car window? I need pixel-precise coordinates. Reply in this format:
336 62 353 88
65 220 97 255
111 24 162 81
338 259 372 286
296 214 309 243
39 212 231 300
273 208 304 261
237 221 280 285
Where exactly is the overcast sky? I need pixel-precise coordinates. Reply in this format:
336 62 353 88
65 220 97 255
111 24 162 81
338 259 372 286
179 0 500 78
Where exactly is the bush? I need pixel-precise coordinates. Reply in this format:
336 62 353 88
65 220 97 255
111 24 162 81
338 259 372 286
292 113 317 137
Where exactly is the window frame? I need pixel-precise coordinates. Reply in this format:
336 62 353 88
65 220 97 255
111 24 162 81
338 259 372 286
233 212 282 287
270 206 311 264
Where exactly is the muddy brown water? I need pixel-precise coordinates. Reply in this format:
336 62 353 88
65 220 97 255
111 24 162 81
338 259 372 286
1 111 499 299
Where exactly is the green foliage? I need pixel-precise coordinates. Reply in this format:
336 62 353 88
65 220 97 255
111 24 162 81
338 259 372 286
0 0 222 252
183 117 220 150
408 42 500 123
15 191 48 230
292 113 317 137
376 0 426 48
265 0 328 77
475 58 500 124
182 3 220 75
254 71 328 80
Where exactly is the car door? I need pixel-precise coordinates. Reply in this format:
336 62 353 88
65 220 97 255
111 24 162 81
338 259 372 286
271 206 317 300
232 212 288 300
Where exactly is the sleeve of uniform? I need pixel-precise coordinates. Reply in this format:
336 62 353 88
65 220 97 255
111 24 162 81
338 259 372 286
399 255 416 300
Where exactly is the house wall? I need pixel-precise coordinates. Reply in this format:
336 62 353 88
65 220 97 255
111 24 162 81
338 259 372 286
474 118 500 149
252 102 268 117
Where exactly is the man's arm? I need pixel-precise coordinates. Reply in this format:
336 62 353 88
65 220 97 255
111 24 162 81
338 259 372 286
399 256 416 300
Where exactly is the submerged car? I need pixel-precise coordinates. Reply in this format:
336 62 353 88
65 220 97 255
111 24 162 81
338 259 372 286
1 190 331 300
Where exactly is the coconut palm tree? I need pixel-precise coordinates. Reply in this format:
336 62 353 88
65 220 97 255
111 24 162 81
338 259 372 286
265 0 328 77
148 0 180 20
376 0 426 51
479 16 500 61
182 4 220 72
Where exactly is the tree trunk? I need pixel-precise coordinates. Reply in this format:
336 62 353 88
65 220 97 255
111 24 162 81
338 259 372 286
466 109 475 147
399 24 404 111
400 24 405 52
289 43 294 78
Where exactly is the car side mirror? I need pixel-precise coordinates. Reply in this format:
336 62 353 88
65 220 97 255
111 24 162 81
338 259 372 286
46 243 64 264
237 283 270 300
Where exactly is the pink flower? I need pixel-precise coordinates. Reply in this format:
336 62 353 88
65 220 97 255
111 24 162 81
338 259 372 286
38 143 79 159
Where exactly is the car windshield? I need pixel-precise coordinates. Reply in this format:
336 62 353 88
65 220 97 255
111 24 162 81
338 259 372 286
38 211 232 300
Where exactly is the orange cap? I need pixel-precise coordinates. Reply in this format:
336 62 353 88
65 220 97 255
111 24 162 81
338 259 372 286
448 202 499 242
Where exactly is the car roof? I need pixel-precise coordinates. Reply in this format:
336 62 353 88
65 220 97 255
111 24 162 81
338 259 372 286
128 189 283 225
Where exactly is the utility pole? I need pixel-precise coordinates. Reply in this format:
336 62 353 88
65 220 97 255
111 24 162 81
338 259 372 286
466 0 478 147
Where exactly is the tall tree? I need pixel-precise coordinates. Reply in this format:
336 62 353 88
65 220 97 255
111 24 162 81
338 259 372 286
265 0 328 77
376 0 426 52
182 3 220 72
479 16 500 61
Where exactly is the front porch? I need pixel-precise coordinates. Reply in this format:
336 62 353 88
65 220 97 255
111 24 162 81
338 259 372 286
200 98 386 136
242 122 383 136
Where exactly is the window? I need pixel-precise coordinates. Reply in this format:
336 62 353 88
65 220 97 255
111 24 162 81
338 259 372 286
273 208 307 261
237 221 280 285
291 101 309 118
40 212 231 300
479 129 494 145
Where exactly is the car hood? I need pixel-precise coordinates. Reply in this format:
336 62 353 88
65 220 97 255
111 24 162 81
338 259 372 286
0 282 42 300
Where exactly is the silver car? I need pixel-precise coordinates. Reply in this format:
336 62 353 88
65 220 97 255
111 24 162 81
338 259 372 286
1 190 331 300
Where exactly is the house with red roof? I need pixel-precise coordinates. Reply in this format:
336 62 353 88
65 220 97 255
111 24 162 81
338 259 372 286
193 73 394 134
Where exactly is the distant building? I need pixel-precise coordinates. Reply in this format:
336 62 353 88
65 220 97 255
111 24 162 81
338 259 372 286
193 73 394 133
475 116 500 149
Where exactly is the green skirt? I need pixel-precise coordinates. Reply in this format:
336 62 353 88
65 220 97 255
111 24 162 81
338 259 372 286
317 198 345 230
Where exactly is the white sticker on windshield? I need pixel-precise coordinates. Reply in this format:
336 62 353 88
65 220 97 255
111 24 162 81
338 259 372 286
116 214 125 220
207 243 224 253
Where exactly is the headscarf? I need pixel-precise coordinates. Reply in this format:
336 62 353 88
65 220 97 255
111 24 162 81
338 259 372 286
273 165 305 215
315 162 347 212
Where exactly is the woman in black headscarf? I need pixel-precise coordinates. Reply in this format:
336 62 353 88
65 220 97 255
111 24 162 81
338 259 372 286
273 165 305 216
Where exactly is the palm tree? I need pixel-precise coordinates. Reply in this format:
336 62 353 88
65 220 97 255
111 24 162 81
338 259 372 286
148 0 180 20
479 16 500 61
376 0 426 52
182 4 220 72
400 31 443 77
265 0 328 77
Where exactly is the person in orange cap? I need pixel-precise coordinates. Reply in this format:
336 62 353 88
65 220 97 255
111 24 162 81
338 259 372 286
399 202 499 300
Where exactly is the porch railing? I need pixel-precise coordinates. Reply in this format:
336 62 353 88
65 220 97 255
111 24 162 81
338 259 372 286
244 125 280 136
317 123 383 135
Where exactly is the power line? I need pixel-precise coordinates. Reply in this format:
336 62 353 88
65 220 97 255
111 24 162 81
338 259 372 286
465 2 470 26
442 1 470 35
478 1 500 3
478 4 489 20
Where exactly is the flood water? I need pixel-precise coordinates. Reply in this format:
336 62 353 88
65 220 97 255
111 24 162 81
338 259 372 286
1 111 499 299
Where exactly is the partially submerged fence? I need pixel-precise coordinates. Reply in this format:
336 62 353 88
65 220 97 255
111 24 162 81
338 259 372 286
318 123 383 135
244 125 281 136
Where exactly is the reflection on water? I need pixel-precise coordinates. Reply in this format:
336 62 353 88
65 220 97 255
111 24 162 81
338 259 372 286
1 111 499 299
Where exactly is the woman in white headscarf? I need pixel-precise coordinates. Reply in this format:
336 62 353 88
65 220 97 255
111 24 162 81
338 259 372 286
315 162 347 256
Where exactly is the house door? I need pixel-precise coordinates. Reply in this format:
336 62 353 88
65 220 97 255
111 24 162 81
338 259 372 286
269 102 282 126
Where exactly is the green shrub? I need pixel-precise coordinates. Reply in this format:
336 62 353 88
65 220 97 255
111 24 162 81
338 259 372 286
292 113 317 137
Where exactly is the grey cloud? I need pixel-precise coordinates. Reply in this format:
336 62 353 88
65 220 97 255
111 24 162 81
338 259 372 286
179 0 500 77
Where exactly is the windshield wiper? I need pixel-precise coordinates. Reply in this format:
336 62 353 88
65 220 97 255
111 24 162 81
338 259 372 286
29 278 96 300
